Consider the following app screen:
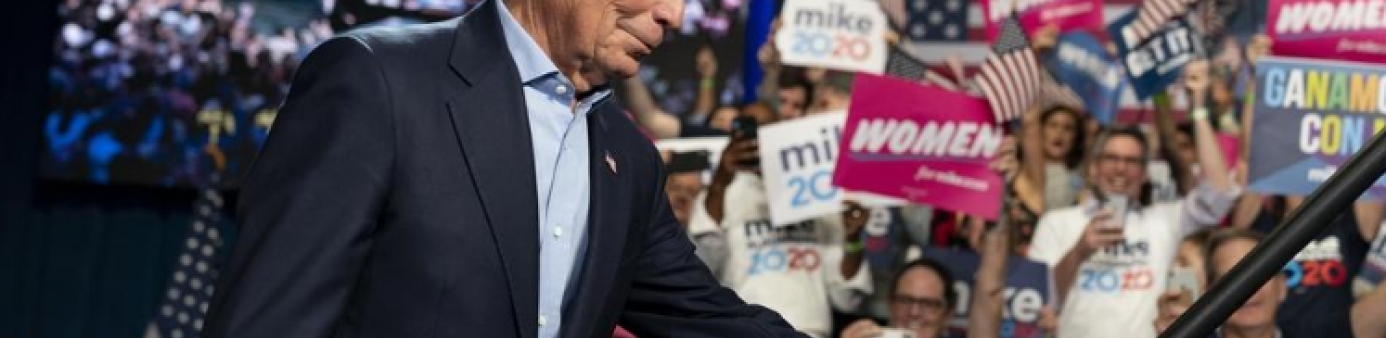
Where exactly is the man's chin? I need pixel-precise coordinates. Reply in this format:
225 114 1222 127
599 55 643 79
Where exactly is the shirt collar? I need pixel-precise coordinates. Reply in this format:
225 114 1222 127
495 0 561 85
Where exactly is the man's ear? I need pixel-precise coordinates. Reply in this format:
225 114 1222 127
1273 275 1288 304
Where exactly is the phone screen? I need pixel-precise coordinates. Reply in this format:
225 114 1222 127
1167 266 1202 304
876 328 917 338
1105 195 1128 228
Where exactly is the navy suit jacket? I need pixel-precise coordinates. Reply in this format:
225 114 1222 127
201 1 804 337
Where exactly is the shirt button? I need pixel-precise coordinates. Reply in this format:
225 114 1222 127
539 315 547 327
553 226 563 238
555 85 569 95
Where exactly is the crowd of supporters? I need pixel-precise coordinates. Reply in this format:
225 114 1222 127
626 6 1386 338
47 0 1386 337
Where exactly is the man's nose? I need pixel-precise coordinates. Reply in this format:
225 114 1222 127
653 0 684 31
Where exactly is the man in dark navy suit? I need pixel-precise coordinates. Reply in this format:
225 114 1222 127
201 0 806 336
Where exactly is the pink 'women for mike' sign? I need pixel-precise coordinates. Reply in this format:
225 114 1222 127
833 74 1005 220
983 0 1105 42
1268 0 1386 64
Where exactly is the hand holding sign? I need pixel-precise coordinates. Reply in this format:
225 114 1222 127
1247 34 1272 65
842 201 871 242
1032 24 1061 51
1183 59 1211 108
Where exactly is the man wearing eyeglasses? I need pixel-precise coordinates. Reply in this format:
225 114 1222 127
840 259 957 338
1026 60 1242 338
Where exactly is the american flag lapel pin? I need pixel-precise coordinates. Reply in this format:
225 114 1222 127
605 151 618 175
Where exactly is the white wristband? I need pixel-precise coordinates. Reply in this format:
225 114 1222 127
1191 107 1210 121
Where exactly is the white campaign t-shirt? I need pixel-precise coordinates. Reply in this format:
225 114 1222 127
688 172 872 338
1028 184 1238 338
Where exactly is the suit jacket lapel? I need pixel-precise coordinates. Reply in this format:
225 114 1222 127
445 2 540 338
560 102 636 338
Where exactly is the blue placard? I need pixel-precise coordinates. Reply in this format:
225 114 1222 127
1047 32 1127 125
1107 11 1202 100
922 248 1051 338
1248 56 1386 200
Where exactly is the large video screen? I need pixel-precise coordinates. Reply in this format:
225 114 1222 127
633 0 747 114
45 0 744 188
44 0 470 188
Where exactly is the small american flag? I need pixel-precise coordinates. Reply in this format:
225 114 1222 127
145 184 226 338
1037 73 1087 110
1123 0 1196 45
885 47 930 82
974 15 1040 125
885 47 966 91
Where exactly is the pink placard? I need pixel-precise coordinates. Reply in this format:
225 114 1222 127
983 0 1105 42
833 74 1005 220
1268 0 1386 64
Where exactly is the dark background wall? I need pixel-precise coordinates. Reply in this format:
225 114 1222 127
1 2 235 337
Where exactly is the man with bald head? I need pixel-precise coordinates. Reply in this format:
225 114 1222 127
203 0 804 336
1204 229 1285 338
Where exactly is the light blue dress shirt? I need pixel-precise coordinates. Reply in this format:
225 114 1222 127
497 2 610 337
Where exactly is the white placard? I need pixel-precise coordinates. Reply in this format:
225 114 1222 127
759 113 847 225
774 0 888 74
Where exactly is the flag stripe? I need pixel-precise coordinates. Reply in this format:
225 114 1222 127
1000 55 1024 118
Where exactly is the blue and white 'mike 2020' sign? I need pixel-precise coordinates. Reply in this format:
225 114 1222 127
759 112 847 226
1108 10 1202 100
775 0 888 74
924 249 1052 338
1049 31 1126 125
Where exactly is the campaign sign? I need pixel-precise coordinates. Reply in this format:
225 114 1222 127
1268 0 1386 65
1048 31 1126 125
1108 11 1203 100
834 74 1005 220
1248 56 1386 199
775 0 888 74
923 248 1051 338
983 0 1105 41
760 112 848 225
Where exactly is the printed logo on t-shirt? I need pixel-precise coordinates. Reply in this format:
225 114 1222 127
863 207 898 254
744 219 821 277
863 207 904 276
1284 236 1348 289
1078 240 1156 292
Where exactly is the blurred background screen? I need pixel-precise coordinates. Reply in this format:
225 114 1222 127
42 0 745 189
42 0 472 188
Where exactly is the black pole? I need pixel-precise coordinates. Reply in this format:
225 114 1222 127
1161 127 1386 338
